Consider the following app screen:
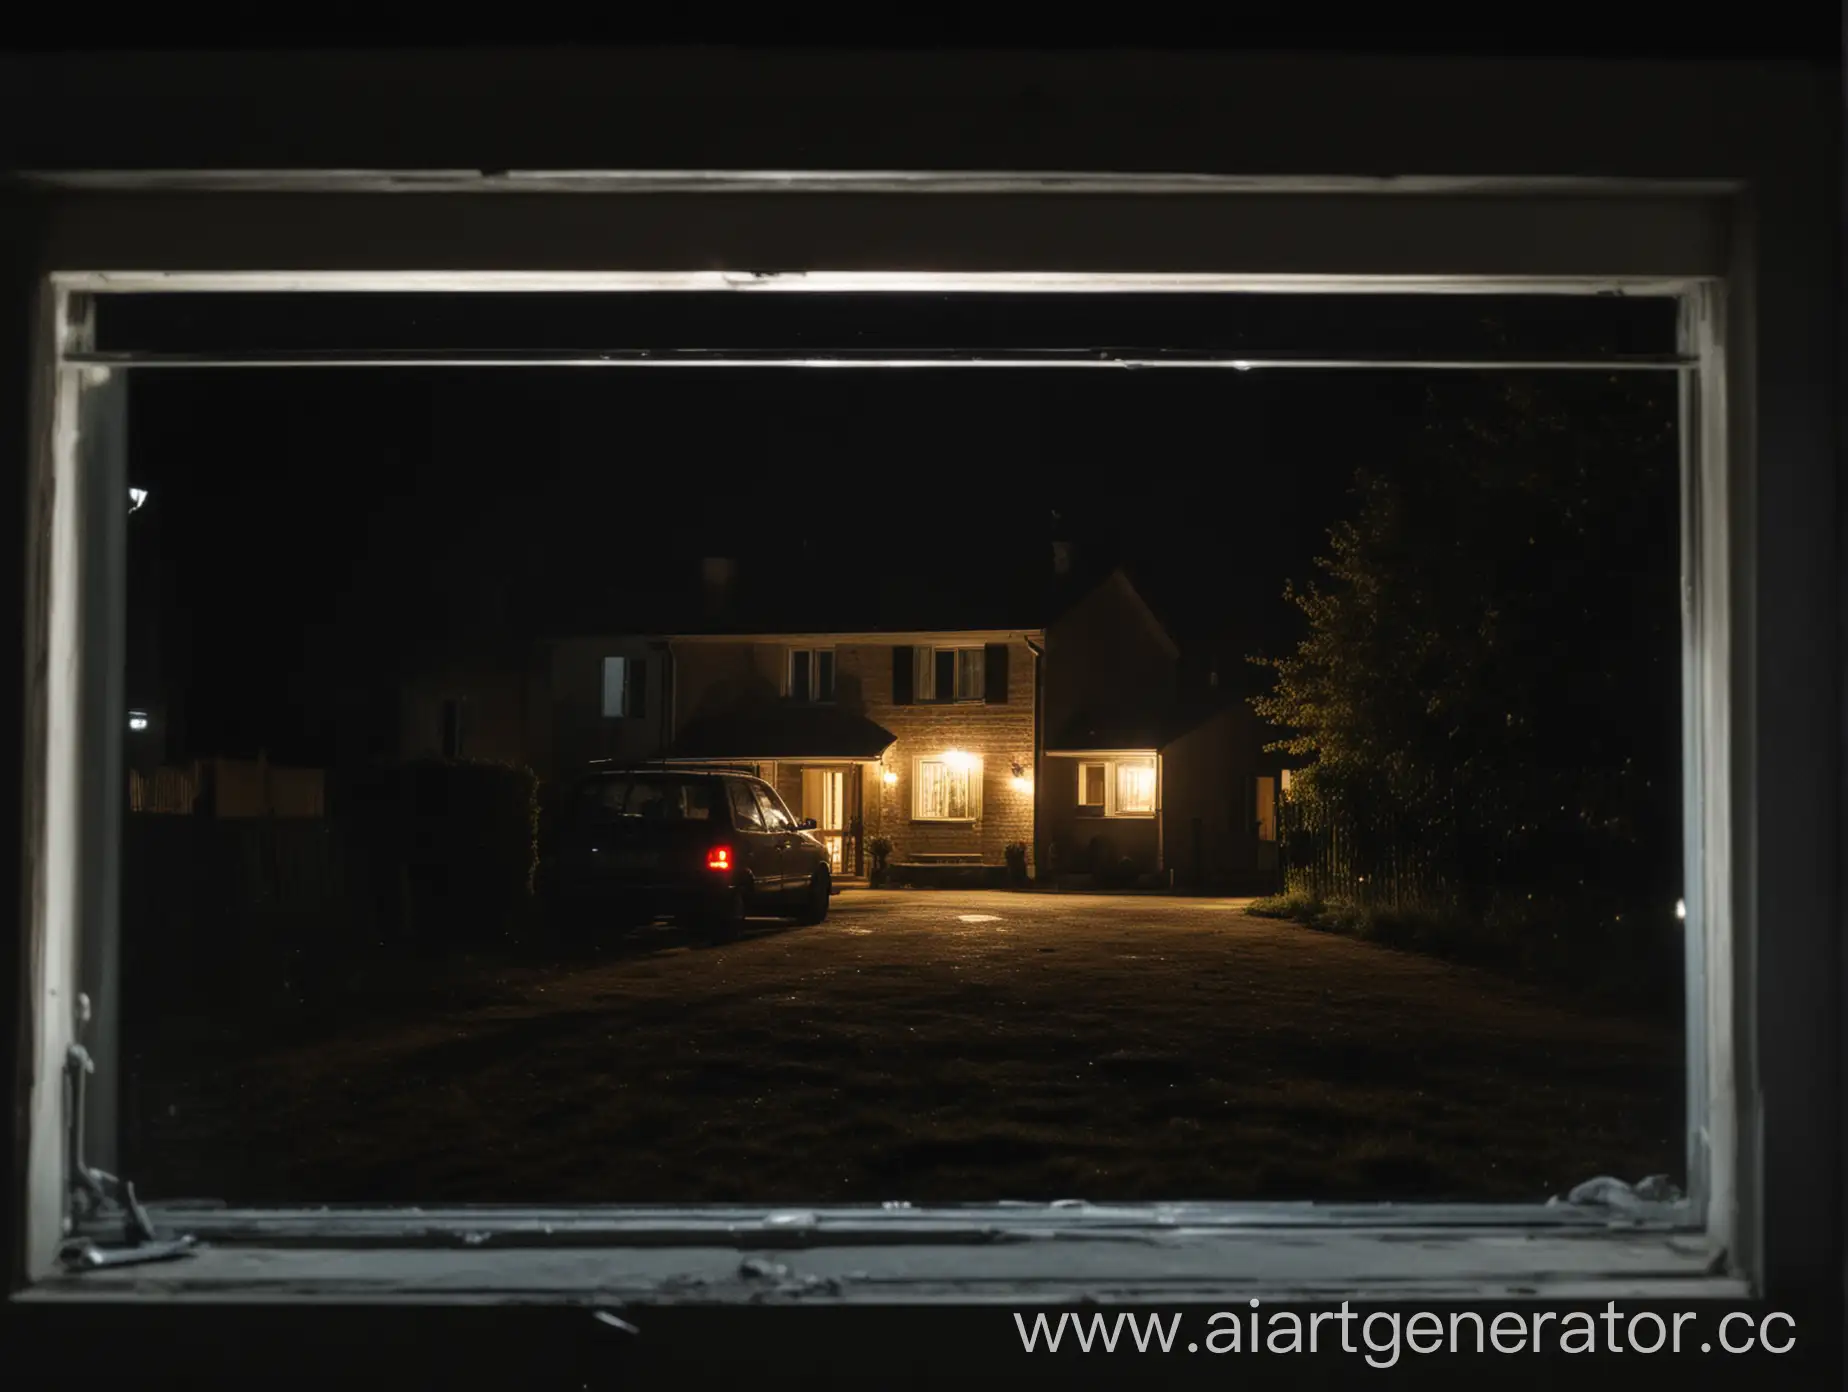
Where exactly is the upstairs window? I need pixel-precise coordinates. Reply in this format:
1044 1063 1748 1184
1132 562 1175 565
788 647 836 702
914 645 984 703
601 655 648 718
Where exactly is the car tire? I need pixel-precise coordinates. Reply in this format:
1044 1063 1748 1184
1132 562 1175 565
795 868 831 925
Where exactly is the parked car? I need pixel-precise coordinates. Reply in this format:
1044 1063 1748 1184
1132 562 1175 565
537 765 832 940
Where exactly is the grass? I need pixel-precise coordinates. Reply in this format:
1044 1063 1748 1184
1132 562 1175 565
124 892 1680 1208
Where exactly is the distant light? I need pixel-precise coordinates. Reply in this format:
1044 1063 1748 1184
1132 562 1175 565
1675 898 1687 921
128 487 149 513
1231 360 1253 372
128 711 149 731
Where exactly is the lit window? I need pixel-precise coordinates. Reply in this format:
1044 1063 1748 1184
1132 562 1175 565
1077 757 1156 817
914 645 984 702
914 754 981 820
1116 760 1156 814
788 647 836 702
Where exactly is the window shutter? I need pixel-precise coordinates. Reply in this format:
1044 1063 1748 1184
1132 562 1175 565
629 657 648 719
892 645 914 704
983 642 1009 703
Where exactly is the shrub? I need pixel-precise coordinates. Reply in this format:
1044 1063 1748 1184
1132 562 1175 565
349 757 539 951
1246 890 1324 923
1003 841 1029 887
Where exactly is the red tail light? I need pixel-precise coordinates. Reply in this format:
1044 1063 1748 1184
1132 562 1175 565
707 845 733 871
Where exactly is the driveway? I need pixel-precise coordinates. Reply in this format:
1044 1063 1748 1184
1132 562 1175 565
133 890 1679 1206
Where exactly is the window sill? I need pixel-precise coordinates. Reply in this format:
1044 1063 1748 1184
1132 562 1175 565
16 1205 1734 1306
910 817 979 825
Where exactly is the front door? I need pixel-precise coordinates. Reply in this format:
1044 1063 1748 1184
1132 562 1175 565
801 767 846 873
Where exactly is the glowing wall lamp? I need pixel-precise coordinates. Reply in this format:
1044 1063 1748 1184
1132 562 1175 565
942 748 975 773
1009 758 1033 795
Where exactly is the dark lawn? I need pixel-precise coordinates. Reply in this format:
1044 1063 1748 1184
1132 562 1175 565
129 891 1681 1206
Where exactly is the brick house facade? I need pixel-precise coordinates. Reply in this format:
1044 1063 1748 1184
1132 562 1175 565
667 633 1040 875
400 557 1281 890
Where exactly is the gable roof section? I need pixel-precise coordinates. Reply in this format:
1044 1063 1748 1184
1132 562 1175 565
1048 563 1181 660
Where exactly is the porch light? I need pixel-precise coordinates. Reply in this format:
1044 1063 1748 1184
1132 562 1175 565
1009 758 1032 794
128 486 149 513
942 748 975 773
881 769 898 787
128 711 149 732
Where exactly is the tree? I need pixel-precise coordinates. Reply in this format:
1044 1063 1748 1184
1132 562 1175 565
1252 370 1681 916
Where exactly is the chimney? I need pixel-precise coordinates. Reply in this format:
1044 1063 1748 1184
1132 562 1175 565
701 556 739 620
1052 539 1075 577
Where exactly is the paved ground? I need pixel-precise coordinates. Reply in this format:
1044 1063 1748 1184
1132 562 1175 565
132 890 1680 1206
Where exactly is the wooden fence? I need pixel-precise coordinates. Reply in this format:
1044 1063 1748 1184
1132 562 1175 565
129 764 200 815
127 756 325 818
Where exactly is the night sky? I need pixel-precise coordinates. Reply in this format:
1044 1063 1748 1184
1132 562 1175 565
117 294 1676 764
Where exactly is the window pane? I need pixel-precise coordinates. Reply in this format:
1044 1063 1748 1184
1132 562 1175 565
956 648 984 701
755 784 793 830
916 760 943 818
1116 760 1155 814
601 655 628 717
944 767 971 818
117 296 1685 1212
727 779 765 829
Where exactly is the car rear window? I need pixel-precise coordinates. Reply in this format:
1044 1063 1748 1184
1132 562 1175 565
578 775 719 822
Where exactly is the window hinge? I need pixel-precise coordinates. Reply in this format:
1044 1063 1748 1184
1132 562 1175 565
59 991 200 1271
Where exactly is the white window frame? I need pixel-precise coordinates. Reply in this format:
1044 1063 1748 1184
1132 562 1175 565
12 132 1824 1310
785 645 835 703
911 753 982 822
1077 756 1156 818
600 654 630 718
914 644 984 704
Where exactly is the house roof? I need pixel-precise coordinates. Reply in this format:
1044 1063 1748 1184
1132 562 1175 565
535 555 1064 642
670 706 899 762
1045 712 1167 754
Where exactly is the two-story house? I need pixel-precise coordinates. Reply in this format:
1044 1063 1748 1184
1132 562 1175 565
400 548 1285 891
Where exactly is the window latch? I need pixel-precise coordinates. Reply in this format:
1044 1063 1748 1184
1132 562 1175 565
59 991 199 1271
